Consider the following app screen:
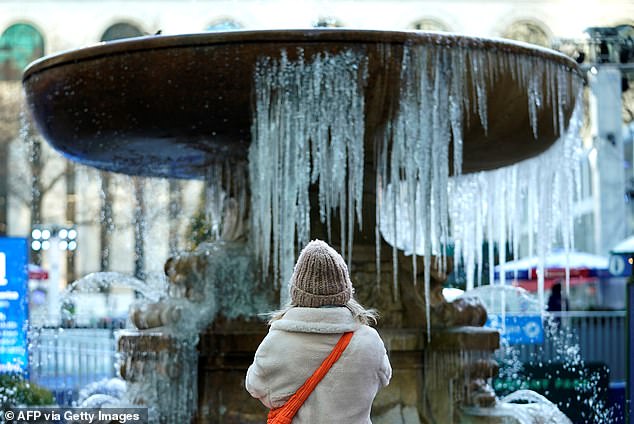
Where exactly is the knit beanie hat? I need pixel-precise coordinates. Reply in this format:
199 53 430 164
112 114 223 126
289 240 353 307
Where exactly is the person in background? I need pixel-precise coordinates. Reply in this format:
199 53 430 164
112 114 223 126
246 239 392 424
547 282 569 313
547 282 569 328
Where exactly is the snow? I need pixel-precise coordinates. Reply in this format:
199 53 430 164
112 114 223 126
495 250 609 273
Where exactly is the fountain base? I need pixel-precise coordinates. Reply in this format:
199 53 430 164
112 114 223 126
117 330 198 423
195 326 499 424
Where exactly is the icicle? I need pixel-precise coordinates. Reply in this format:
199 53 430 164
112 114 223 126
487 184 495 286
424 251 432 342
527 57 541 139
471 51 489 134
497 172 507 288
475 175 485 287
444 60 584 301
204 163 225 240
450 48 465 177
392 183 399 301
376 171 383 286
250 49 367 304
250 40 584 320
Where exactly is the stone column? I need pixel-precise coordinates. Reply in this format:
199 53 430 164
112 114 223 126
589 65 627 254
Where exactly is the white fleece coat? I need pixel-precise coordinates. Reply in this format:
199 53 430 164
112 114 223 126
245 307 392 424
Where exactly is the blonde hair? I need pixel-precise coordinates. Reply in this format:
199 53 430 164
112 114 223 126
267 298 378 326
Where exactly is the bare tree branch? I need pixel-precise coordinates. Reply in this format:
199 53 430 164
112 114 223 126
7 185 30 206
42 170 66 193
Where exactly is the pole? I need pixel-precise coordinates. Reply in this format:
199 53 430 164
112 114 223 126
47 235 60 325
625 274 634 424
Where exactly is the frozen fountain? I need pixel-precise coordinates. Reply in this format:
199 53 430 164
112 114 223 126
21 30 584 423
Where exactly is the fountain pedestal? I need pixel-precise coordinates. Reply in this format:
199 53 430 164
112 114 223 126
117 331 198 423
196 324 267 424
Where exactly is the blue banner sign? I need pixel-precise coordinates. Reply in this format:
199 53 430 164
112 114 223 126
486 314 544 345
0 237 28 374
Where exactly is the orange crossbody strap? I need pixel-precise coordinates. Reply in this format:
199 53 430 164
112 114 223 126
267 331 354 424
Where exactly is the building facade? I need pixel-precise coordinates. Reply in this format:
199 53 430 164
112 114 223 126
0 0 632 293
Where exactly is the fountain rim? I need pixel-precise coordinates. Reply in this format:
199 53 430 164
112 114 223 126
22 28 583 83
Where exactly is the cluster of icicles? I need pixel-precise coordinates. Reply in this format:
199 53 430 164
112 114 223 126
235 42 584 309
249 50 367 302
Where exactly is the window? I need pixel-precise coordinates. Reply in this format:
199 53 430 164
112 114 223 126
0 23 44 81
410 18 450 32
101 23 143 42
313 17 344 28
206 18 243 32
501 21 551 48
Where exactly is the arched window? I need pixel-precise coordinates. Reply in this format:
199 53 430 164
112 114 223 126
101 22 144 42
0 23 44 80
206 18 243 31
410 18 450 32
501 20 551 48
313 17 345 28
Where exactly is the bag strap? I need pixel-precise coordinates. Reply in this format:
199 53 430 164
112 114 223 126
267 331 354 424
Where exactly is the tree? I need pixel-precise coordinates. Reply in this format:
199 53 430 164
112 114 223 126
132 177 146 280
8 117 67 264
65 162 77 282
0 81 21 236
168 179 182 255
99 172 114 271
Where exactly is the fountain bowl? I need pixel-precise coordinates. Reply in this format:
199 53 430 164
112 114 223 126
22 29 581 179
